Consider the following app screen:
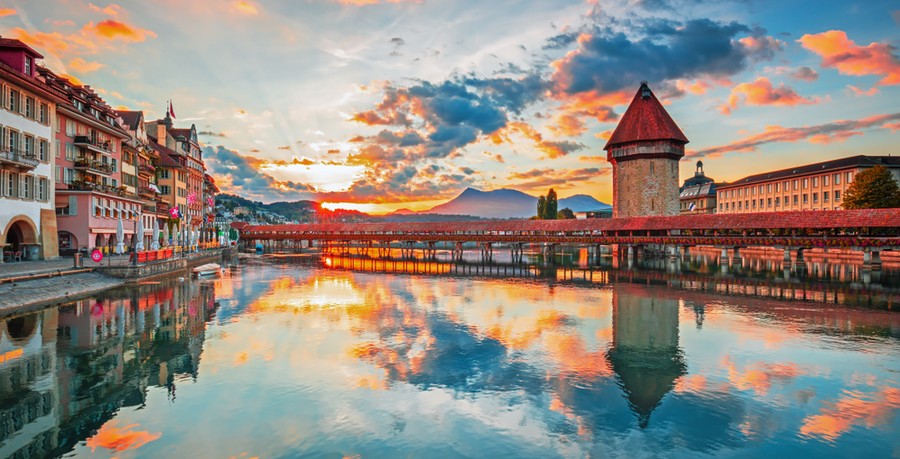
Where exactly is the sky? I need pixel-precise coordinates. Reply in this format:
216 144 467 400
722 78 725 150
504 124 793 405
2 0 899 213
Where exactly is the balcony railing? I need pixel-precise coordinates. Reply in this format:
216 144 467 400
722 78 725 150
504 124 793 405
0 148 39 170
74 158 113 176
139 186 158 198
69 180 130 197
73 135 113 155
138 164 156 174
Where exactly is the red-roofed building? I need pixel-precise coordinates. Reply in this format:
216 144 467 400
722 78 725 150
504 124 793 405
147 114 206 240
604 82 688 218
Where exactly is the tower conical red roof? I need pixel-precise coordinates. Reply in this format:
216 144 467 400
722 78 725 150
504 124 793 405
603 82 689 150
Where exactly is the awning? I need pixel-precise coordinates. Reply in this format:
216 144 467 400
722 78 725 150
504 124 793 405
148 183 161 193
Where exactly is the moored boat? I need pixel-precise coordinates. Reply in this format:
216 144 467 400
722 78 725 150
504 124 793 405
193 263 222 277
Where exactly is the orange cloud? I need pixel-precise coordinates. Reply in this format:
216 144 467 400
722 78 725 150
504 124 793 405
0 8 16 17
59 73 84 86
88 3 122 16
847 85 878 97
86 421 161 452
548 113 587 137
799 30 900 86
723 356 804 396
721 77 817 114
493 121 585 159
690 112 900 158
68 57 105 73
233 1 260 15
88 19 156 42
800 387 900 441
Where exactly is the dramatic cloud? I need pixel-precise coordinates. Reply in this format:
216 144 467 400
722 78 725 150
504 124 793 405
491 121 585 159
88 19 156 42
506 167 606 193
204 146 313 201
721 77 817 114
799 30 900 85
0 8 16 17
790 66 818 82
68 57 105 73
690 113 900 158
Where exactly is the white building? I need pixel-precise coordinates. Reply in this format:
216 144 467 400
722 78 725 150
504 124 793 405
0 37 62 260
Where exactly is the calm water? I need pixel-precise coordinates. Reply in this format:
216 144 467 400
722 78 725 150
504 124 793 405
1 254 899 458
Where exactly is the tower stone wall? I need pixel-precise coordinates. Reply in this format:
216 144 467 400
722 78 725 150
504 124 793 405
612 155 681 218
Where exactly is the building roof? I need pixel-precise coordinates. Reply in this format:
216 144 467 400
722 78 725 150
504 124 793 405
149 140 184 169
718 155 900 189
679 182 717 199
604 82 689 150
117 110 143 131
0 37 43 58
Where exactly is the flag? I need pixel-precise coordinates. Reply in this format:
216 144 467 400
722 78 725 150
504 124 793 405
168 100 176 119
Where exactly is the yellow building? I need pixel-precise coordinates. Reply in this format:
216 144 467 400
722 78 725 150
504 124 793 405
716 155 900 214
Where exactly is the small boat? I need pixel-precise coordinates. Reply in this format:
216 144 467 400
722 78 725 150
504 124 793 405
193 263 222 277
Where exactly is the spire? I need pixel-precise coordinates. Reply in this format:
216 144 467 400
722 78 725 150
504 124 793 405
603 82 689 150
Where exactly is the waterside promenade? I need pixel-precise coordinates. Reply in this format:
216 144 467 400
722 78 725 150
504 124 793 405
0 247 234 316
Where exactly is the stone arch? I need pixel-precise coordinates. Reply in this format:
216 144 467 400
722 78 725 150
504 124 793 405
95 233 106 249
3 215 38 252
58 230 79 254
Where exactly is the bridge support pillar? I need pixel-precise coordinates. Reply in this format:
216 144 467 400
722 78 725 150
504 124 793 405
731 247 742 266
451 242 464 262
627 245 634 261
668 245 680 261
720 247 728 264
681 246 690 261
863 249 882 270
511 243 524 264
783 248 792 265
480 242 493 263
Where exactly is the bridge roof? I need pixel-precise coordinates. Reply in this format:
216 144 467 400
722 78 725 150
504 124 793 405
242 208 900 233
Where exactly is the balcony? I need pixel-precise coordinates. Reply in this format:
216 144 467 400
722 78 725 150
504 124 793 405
69 180 129 197
74 158 113 177
138 164 156 175
73 135 113 155
0 148 38 171
139 186 158 198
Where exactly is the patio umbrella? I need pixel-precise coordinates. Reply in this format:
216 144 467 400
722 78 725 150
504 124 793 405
135 218 145 251
115 215 125 254
163 223 170 247
151 222 160 250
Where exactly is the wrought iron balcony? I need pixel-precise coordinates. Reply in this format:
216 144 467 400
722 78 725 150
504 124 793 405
73 135 113 155
0 148 39 171
74 158 113 176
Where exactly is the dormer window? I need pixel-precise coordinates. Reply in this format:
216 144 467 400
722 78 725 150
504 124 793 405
24 56 32 76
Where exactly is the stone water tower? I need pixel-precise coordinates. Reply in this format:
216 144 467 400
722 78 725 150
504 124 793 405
604 82 689 218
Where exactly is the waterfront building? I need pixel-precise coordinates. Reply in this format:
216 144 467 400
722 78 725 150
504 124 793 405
605 82 688 218
118 110 166 248
39 69 138 255
0 38 63 260
716 155 900 214
149 137 186 239
147 114 206 239
679 161 719 214
204 173 220 242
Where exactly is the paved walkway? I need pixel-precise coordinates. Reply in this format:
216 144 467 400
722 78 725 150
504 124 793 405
0 271 125 316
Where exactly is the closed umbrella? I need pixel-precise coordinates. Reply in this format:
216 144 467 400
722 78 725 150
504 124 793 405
151 222 160 250
163 223 170 247
135 218 145 251
115 215 125 254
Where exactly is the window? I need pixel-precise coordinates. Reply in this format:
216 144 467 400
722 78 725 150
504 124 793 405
802 194 808 204
65 168 75 184
847 172 854 183
745 200 749 209
56 115 61 133
38 178 47 201
24 56 32 75
793 179 799 190
752 187 756 196
55 139 60 158
25 97 35 119
160 170 170 179
793 195 799 205
813 177 819 187
161 185 171 194
8 89 19 113
6 172 17 197
23 175 33 199
775 197 780 207
65 143 75 160
66 119 75 137
767 197 772 207
55 165 61 182
823 175 829 186
834 173 841 185
775 182 780 192
8 130 18 152
802 178 808 189
752 199 756 209
24 135 34 157
835 190 841 201
111 158 118 172
39 103 48 124
767 184 772 193
812 192 818 204
39 139 48 161
759 199 764 208
824 191 829 202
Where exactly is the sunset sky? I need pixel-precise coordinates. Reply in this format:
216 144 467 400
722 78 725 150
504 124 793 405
2 0 899 212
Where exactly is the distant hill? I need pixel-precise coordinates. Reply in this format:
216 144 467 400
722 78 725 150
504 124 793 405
421 188 609 219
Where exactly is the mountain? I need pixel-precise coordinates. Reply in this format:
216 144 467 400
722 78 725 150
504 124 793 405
423 188 609 219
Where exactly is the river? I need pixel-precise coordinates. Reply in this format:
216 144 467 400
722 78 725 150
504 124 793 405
1 252 898 458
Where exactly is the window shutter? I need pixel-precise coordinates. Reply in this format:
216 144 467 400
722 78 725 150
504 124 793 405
69 195 78 216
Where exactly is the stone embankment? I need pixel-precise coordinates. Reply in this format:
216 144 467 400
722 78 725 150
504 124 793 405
0 248 234 317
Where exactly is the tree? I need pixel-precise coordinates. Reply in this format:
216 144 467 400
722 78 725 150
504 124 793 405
843 165 900 209
557 207 576 219
537 195 546 219
546 188 558 219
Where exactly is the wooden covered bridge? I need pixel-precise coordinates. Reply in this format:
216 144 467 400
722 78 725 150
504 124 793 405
239 208 900 265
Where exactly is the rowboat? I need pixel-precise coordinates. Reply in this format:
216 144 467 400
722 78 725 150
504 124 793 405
193 263 222 277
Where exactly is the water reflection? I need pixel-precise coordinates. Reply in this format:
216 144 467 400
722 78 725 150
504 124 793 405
0 281 216 458
0 256 898 457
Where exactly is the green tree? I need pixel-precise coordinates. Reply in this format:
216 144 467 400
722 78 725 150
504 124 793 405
545 188 558 219
843 165 900 209
557 207 576 219
537 195 546 219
